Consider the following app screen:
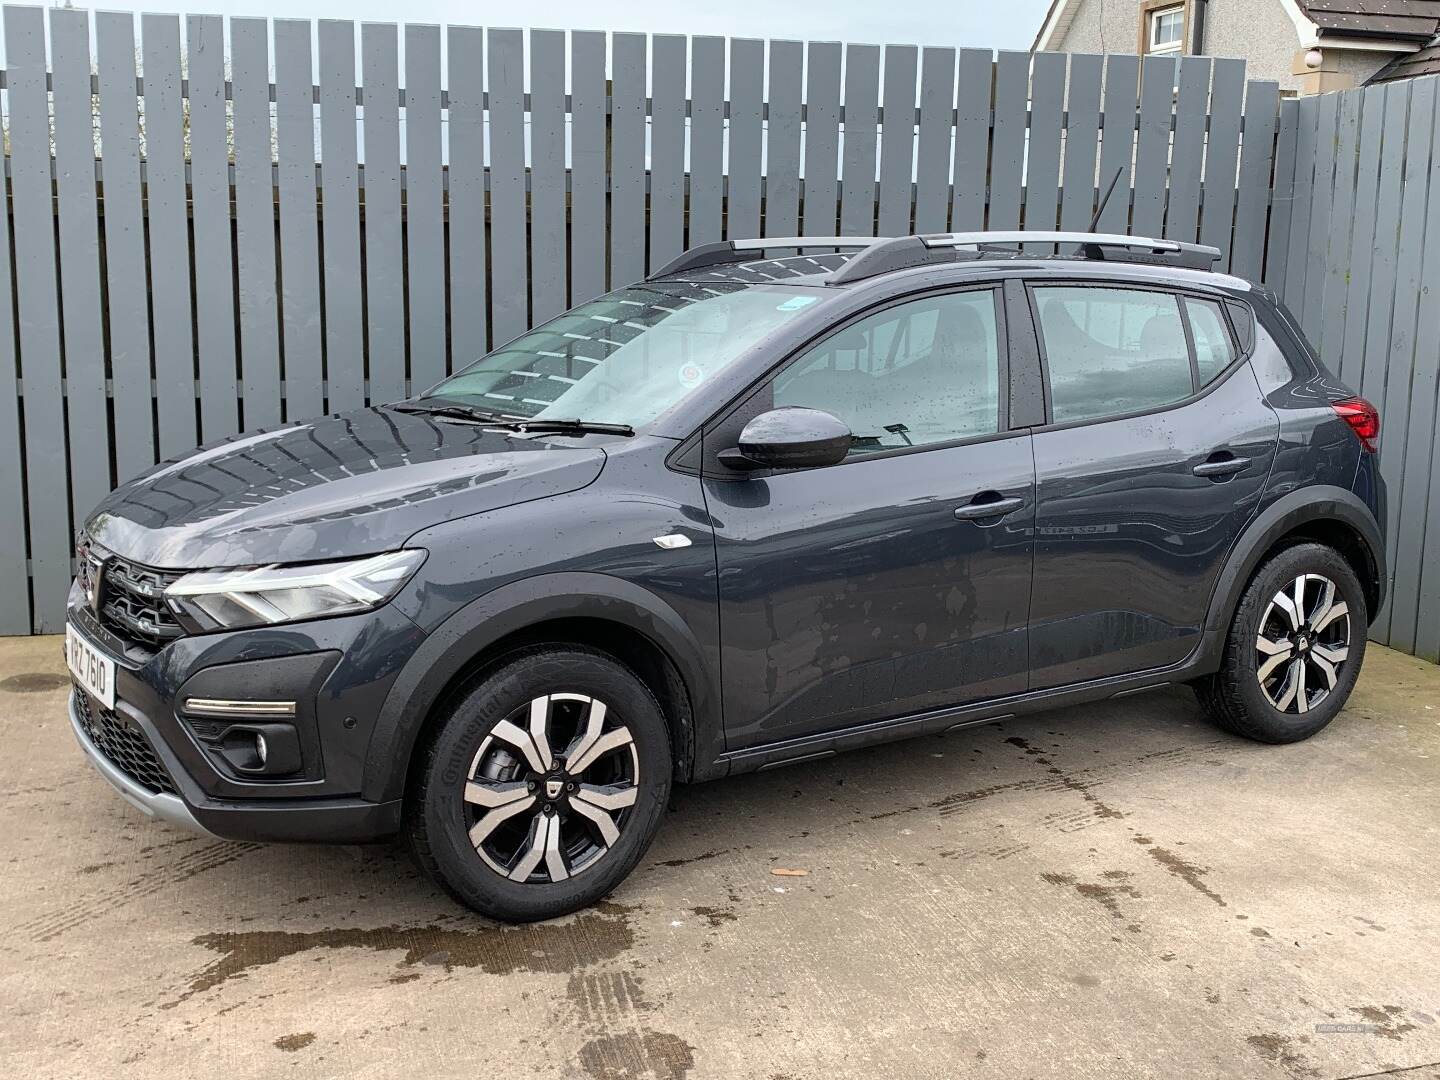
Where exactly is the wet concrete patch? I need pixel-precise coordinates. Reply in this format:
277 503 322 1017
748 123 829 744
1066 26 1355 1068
273 1033 315 1052
0 672 69 693
177 907 636 1005
1141 842 1227 907
577 1029 695 1080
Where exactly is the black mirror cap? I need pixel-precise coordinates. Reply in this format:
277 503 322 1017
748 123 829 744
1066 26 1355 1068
730 407 852 470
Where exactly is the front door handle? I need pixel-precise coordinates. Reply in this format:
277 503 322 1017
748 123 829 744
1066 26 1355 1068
1192 453 1251 479
954 493 1025 521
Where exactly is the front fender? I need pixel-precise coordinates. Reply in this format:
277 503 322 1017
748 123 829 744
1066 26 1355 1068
359 571 722 802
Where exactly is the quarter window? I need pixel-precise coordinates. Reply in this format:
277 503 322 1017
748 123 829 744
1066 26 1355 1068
773 290 1001 457
1186 298 1236 385
1033 286 1194 424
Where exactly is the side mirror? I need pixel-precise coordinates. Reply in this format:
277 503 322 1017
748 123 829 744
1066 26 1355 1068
720 407 852 471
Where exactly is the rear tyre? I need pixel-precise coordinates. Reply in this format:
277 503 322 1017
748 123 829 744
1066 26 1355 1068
406 646 671 922
1194 542 1366 744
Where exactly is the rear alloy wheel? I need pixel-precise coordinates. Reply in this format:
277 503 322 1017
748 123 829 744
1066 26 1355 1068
1254 573 1351 715
407 646 671 922
1195 542 1366 744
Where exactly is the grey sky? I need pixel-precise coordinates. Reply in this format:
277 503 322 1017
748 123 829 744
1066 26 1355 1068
50 0 1052 51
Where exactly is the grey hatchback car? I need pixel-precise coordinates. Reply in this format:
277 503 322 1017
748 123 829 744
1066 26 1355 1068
66 232 1384 922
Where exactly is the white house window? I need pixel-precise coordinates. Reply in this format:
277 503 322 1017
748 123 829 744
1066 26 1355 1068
1148 5 1185 53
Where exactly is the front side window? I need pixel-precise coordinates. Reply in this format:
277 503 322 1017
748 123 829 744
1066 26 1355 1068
772 290 1001 457
1033 286 1193 424
427 282 827 428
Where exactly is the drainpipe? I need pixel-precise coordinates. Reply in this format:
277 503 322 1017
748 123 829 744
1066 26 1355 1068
1191 0 1209 54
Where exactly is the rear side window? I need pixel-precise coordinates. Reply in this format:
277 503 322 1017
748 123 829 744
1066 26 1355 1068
1186 298 1236 385
1033 287 1194 424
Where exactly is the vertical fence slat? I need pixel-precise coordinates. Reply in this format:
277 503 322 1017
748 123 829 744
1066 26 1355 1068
1300 92 1341 339
610 33 647 282
913 47 955 234
97 11 156 478
1199 58 1246 272
802 41 842 236
1336 88 1384 385
1231 80 1280 283
1282 96 1320 316
447 24 487 365
1025 51 1065 239
877 45 918 236
361 23 404 402
187 14 240 438
487 27 528 344
1163 58 1211 242
839 44 880 235
275 19 325 420
1388 83 1440 656
988 51 1029 237
5 6 68 630
0 98 28 632
1358 84 1411 406
1131 55 1177 239
404 24 446 389
50 7 111 528
569 30 608 303
231 18 282 429
1318 89 1364 370
1095 54 1139 234
650 35 688 268
1376 77 1435 641
141 13 197 455
319 22 365 404
529 29 569 324
951 49 993 233
1262 97 1299 291
766 40 804 240
727 39 764 239
689 37 726 247
1058 53 1102 233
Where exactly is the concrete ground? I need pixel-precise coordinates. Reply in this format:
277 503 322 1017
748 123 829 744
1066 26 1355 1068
2 636 1439 1080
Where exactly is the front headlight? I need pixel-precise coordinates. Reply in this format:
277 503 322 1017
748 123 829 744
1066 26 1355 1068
164 550 426 631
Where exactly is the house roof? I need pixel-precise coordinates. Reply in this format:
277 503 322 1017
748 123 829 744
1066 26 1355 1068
1367 32 1440 79
1033 0 1440 52
1302 1 1440 41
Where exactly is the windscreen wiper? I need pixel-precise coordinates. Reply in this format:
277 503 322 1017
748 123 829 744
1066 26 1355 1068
388 400 519 424
492 418 636 437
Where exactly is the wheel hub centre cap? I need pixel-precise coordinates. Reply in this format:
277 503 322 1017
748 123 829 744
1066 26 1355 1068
544 776 564 800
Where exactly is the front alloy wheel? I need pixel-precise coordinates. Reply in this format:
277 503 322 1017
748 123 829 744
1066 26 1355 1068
465 693 640 883
1255 573 1351 714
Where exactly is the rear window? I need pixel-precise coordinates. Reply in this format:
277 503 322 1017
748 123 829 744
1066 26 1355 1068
1186 298 1235 385
1033 286 1194 424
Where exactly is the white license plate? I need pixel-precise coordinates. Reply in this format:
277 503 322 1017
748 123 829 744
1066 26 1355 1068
66 623 116 709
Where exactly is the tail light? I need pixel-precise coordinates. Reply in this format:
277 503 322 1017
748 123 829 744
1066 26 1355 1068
1332 397 1379 453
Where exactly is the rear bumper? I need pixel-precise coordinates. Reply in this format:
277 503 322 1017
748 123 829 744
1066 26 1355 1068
70 690 403 843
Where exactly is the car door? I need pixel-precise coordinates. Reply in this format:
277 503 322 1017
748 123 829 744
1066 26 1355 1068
1024 283 1279 689
700 286 1035 752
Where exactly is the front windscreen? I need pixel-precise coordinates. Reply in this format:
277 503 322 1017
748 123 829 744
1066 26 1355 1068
426 282 828 427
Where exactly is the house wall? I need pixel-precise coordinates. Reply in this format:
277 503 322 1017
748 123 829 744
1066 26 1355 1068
1044 0 1388 93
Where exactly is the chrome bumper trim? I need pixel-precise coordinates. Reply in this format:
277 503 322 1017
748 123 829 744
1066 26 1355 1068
69 693 212 836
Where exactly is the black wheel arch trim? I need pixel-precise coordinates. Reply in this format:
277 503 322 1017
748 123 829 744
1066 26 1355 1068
361 572 721 803
1198 484 1385 666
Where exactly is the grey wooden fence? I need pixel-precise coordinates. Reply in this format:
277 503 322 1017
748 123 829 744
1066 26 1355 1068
0 6 1432 663
1267 76 1440 662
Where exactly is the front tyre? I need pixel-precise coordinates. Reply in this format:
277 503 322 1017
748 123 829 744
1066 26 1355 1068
407 646 671 922
1195 542 1366 744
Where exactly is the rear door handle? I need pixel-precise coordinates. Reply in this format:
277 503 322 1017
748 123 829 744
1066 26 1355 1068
954 494 1026 521
1192 454 1251 479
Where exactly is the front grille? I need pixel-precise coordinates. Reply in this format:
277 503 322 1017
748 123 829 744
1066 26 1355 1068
73 688 178 796
98 556 185 648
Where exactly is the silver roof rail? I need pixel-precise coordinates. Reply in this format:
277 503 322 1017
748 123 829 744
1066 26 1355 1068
648 237 888 279
923 231 1221 265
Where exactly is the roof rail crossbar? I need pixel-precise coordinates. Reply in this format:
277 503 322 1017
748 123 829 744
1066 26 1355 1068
648 236 887 280
922 231 1222 270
